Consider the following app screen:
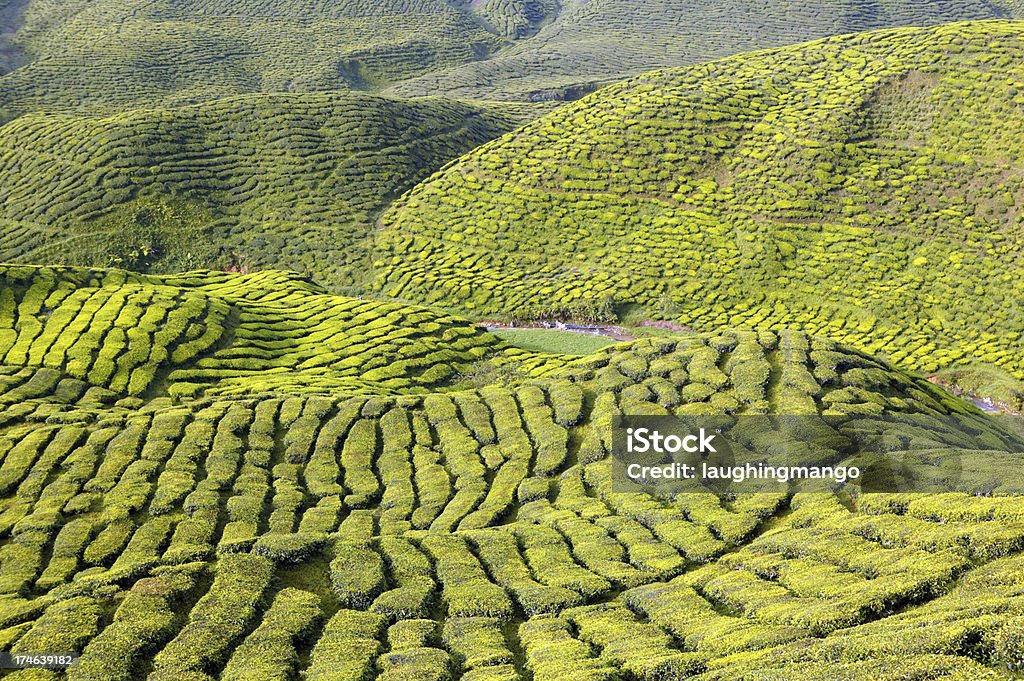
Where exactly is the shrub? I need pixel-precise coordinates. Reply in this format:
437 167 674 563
387 619 438 650
331 542 387 608
442 617 513 670
11 596 101 656
421 535 514 619
220 588 322 681
306 609 386 681
149 554 274 679
69 566 202 681
253 532 329 564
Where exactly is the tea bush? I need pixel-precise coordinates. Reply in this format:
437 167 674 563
0 266 1021 679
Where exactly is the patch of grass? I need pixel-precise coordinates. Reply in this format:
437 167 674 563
492 329 619 355
276 554 337 614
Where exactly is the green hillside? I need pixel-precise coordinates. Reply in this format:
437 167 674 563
375 21 1024 382
389 0 1024 100
0 0 500 112
0 92 525 288
0 265 554 401
3 6 1024 680
0 265 1022 680
0 0 1020 112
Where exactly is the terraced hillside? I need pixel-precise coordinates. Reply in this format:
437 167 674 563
389 0 1024 100
0 0 1021 112
0 93 524 287
0 0 502 112
0 265 1022 680
0 264 556 402
376 20 1024 382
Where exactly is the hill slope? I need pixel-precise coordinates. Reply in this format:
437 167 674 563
389 0 1024 100
0 0 500 112
375 20 1024 379
0 266 1023 680
0 264 554 401
0 0 1021 111
0 92 525 288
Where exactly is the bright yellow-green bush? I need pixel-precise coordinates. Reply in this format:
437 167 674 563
0 266 1021 679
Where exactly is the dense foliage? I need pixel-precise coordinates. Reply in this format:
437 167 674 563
3 8 1024 681
377 22 1024 381
390 0 1024 100
0 265 536 400
0 0 1018 110
0 93 524 286
10 22 1024 391
0 266 1021 680
0 0 500 112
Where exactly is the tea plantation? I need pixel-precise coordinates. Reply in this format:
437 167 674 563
0 0 502 112
0 0 1021 112
3 5 1024 681
10 22 1024 388
0 93 525 287
0 265 1022 680
376 21 1024 382
387 0 1024 100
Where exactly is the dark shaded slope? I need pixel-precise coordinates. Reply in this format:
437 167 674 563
0 92 524 289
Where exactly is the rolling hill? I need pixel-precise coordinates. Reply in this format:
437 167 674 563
0 264 544 401
0 265 1022 680
0 92 527 289
374 20 1024 382
388 0 1024 100
0 0 501 112
0 0 1020 112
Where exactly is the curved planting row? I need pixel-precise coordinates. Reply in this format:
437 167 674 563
0 93 523 282
0 265 520 399
0 268 1022 678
